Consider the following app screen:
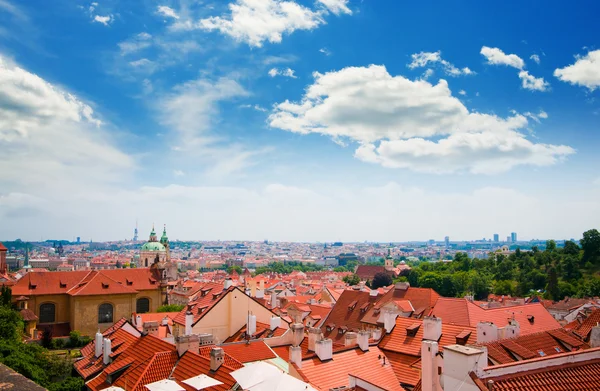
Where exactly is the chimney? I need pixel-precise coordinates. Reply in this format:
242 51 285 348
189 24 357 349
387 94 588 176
315 338 333 361
442 345 488 391
394 282 410 291
291 323 304 347
369 289 379 297
136 314 142 328
162 316 169 326
176 334 199 356
344 331 358 347
372 328 382 341
477 322 498 343
185 311 193 336
95 330 103 358
289 346 302 369
210 347 224 371
270 316 281 330
247 313 257 336
383 311 397 334
498 320 520 340
143 321 159 336
270 291 279 309
256 289 265 299
102 338 111 365
590 324 600 348
358 330 370 351
308 327 322 351
423 316 443 341
224 279 233 290
421 340 440 391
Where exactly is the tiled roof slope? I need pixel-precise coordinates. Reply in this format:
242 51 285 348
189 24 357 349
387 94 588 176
67 271 139 296
431 298 560 335
362 286 440 324
319 290 382 343
297 346 405 391
220 340 276 363
172 350 240 391
569 308 600 340
383 350 421 388
172 285 235 326
475 328 588 365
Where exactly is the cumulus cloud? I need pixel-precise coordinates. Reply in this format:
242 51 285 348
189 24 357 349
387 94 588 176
117 32 152 54
554 49 600 91
459 90 466 95
481 46 525 69
481 46 549 91
317 0 352 15
408 51 474 77
93 15 112 25
518 70 550 91
157 5 179 19
0 55 133 193
269 65 573 173
530 54 541 64
268 67 297 78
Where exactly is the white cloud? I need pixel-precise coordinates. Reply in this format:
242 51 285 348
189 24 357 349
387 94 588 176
518 70 550 91
459 90 466 96
118 32 152 55
269 65 573 173
524 110 548 123
530 54 540 64
197 0 327 47
173 170 185 177
93 15 112 25
268 67 297 78
241 104 268 112
319 47 331 56
0 55 133 193
317 0 351 15
408 51 474 77
481 46 525 69
157 5 179 19
554 49 600 91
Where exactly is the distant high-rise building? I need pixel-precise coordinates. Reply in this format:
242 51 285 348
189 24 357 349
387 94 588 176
445 236 450 248
507 236 511 243
511 232 517 243
493 234 499 242
76 237 80 244
133 219 139 241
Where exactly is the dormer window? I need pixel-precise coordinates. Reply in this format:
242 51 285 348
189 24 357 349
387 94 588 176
29 283 37 289
455 330 471 345
348 300 358 311
338 326 348 334
527 315 535 324
126 279 133 286
326 323 336 332
212 293 221 300
59 281 67 288
406 323 420 337
360 302 370 312
102 283 110 289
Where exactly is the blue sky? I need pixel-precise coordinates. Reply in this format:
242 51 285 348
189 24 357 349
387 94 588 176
1 0 599 242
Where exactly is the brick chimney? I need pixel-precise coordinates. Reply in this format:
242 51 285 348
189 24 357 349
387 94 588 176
315 338 333 361
185 311 193 336
358 330 370 352
102 338 112 365
308 327 322 352
423 316 442 341
210 347 224 371
176 334 199 356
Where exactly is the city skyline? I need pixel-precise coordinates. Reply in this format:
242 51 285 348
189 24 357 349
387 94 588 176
1 1 599 241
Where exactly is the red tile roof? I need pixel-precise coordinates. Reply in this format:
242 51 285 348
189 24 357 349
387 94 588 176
570 308 600 340
0 242 7 251
221 340 276 363
172 350 240 391
362 286 440 324
172 284 234 326
67 271 139 296
297 346 405 391
431 298 560 335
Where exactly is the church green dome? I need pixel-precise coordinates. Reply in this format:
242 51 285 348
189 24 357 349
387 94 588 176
141 241 166 252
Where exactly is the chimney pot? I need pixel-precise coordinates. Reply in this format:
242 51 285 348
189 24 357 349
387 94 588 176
102 338 111 365
95 330 103 358
315 338 333 361
210 347 224 371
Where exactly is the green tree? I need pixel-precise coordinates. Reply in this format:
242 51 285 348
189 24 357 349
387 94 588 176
371 272 393 289
563 240 580 256
342 274 360 286
470 273 491 300
581 229 600 264
545 240 557 252
157 304 185 313
0 306 22 341
41 327 53 349
419 272 443 292
546 267 560 300
227 265 242 275
494 280 514 296
0 286 11 306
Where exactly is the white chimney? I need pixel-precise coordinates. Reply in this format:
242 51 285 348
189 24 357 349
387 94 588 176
344 332 358 347
308 327 322 352
270 316 281 330
590 325 600 348
224 279 233 289
247 313 257 336
477 322 498 343
372 328 382 341
358 330 370 352
291 323 304 347
185 311 193 336
289 346 302 369
369 289 379 297
421 340 440 391
210 347 224 371
442 345 487 391
383 311 397 334
95 330 103 358
270 291 279 308
423 316 443 341
102 338 111 365
162 316 169 326
315 338 333 361
136 314 142 328
256 289 265 299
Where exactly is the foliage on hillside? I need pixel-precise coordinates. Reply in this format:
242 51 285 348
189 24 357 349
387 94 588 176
401 229 600 301
254 261 325 275
0 288 84 391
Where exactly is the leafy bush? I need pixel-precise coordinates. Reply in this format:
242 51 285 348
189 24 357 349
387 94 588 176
157 304 185 313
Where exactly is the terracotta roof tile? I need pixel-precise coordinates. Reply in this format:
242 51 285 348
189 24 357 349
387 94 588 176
571 308 600 340
221 340 276 363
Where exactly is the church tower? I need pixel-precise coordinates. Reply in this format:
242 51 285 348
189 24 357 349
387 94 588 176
384 249 394 271
160 225 170 262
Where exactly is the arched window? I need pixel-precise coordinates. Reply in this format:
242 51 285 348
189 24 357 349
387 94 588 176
39 303 56 323
136 298 150 314
98 303 113 324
